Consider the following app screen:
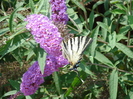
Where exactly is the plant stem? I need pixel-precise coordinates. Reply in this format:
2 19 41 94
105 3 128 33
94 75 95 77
88 63 133 74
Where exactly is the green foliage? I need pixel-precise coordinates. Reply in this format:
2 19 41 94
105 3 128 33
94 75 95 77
109 69 118 99
37 46 47 74
1 0 133 99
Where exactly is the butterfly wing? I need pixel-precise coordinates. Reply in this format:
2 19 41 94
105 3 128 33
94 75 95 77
62 36 93 66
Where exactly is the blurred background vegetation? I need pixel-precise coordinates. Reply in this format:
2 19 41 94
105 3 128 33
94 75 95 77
1 0 133 99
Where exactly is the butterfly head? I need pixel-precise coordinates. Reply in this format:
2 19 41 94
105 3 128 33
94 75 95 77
69 60 80 71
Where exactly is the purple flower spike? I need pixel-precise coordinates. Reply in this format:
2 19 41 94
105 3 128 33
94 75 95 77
21 2 70 95
20 61 44 96
20 55 68 96
50 0 68 24
9 91 21 99
43 54 68 77
25 14 63 56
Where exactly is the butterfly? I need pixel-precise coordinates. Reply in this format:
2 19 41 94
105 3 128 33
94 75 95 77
61 36 93 70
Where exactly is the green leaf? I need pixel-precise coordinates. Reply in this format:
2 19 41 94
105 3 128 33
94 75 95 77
119 25 130 35
53 72 62 95
29 0 35 13
9 27 27 40
128 15 133 29
71 76 81 87
89 26 99 63
67 8 83 33
9 80 20 90
115 3 127 10
116 43 133 58
36 0 50 15
26 50 35 61
92 1 104 10
2 90 17 97
0 28 9 36
97 22 109 32
116 26 130 41
37 47 47 75
0 16 9 22
94 51 114 67
119 15 128 25
89 10 94 30
0 33 29 59
109 69 118 99
16 13 26 21
129 88 133 98
12 49 23 65
111 9 126 14
40 0 51 16
104 0 109 11
80 62 96 78
71 0 86 13
26 96 32 99
9 7 25 32
116 34 127 42
15 1 24 8
101 17 110 40
65 87 73 97
65 75 81 97
108 31 116 49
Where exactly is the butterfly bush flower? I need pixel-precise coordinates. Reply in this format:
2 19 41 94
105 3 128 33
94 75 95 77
20 14 68 96
50 0 68 24
20 61 44 96
20 55 68 96
43 54 68 77
20 0 69 96
9 91 21 99
25 14 63 56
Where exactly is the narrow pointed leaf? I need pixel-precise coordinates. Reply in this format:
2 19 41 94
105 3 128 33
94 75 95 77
53 72 62 95
94 51 114 67
29 0 35 13
97 22 109 31
9 7 25 32
0 28 9 36
0 33 29 58
116 43 133 58
0 16 9 22
36 0 45 13
108 31 116 49
109 69 118 99
37 47 47 75
71 0 86 13
2 90 17 97
89 10 94 30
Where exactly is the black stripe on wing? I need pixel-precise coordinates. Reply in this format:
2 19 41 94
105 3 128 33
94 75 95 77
81 36 93 54
76 36 93 55
61 36 93 67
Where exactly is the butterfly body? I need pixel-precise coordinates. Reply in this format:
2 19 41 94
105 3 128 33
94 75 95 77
62 36 93 70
